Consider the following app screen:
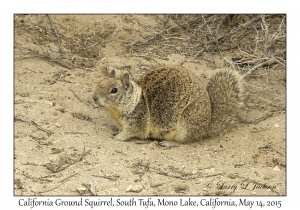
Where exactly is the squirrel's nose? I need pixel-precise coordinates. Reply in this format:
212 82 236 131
93 95 98 103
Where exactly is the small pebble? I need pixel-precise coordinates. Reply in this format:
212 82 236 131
173 184 188 193
48 156 57 163
125 185 132 192
204 168 215 173
52 111 58 116
97 186 104 191
131 185 144 192
77 187 88 194
125 184 144 193
149 140 159 148
126 161 134 168
227 174 237 179
39 141 53 146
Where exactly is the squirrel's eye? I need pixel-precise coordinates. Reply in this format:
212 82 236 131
110 88 118 94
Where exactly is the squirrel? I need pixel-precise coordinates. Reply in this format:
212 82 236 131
93 66 243 147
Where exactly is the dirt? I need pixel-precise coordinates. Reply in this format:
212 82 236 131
14 14 286 196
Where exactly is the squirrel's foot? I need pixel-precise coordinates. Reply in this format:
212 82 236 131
159 140 179 148
114 131 130 141
112 131 119 136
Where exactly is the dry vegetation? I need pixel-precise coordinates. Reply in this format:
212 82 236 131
15 15 286 72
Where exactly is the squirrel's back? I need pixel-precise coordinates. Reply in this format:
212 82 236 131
137 66 211 142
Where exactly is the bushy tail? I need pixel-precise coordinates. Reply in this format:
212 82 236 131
206 70 244 137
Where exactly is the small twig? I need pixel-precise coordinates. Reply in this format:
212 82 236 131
202 15 213 35
32 120 54 136
204 173 225 178
70 89 93 107
273 57 286 67
82 183 97 196
92 174 120 181
71 42 99 53
143 25 159 35
93 149 99 161
260 15 269 57
76 146 87 163
223 57 236 69
273 35 286 41
22 172 53 183
253 113 273 124
238 48 259 58
47 15 65 55
277 16 286 33
242 58 275 78
15 66 39 73
14 118 53 136
22 172 40 182
14 97 54 106
33 172 79 194
60 172 80 183
64 131 89 135
21 161 41 166
163 15 169 25
273 149 285 157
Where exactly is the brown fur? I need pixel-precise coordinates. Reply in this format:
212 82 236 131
93 66 243 145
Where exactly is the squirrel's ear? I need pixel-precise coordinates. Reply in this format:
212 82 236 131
109 70 116 78
122 73 130 89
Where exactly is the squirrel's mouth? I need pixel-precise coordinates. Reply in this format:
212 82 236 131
92 95 105 108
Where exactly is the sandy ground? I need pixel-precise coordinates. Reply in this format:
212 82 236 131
14 14 286 196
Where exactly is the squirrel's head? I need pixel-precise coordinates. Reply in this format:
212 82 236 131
93 70 139 112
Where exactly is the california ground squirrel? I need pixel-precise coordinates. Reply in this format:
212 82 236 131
93 66 243 146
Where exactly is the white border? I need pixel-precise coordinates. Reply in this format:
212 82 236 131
2 0 296 209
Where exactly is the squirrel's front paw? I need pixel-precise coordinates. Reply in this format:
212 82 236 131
113 132 129 141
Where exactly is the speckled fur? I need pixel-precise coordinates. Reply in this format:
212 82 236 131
206 70 244 137
93 66 243 144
